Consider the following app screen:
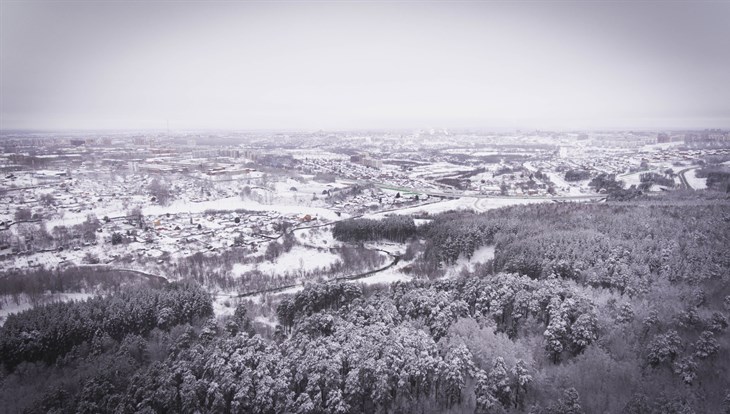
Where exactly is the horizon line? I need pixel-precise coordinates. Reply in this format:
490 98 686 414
1 126 728 135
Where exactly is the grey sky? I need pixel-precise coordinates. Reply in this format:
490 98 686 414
1 0 729 131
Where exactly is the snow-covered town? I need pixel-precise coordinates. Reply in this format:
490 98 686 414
2 129 729 321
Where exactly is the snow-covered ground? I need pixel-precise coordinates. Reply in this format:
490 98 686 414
618 172 642 188
211 293 237 317
685 169 707 190
273 284 306 296
544 171 588 196
363 241 405 256
444 244 495 278
254 315 277 327
294 226 340 248
414 219 431 226
618 170 680 191
231 245 342 277
355 268 412 285
641 142 684 152
3 251 68 271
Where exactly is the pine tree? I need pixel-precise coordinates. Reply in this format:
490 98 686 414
512 359 532 409
488 357 511 408
570 312 598 355
474 369 502 414
694 331 719 359
646 330 682 367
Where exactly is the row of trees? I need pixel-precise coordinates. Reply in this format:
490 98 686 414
639 172 676 189
0 283 212 370
564 169 591 181
700 167 730 192
0 266 166 306
332 215 417 243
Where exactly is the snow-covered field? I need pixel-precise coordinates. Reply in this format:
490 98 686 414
685 169 707 190
211 293 237 317
544 171 588 196
272 178 348 199
294 226 340 248
409 162 467 178
618 172 642 188
231 246 342 277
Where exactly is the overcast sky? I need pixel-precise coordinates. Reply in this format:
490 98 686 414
1 0 729 131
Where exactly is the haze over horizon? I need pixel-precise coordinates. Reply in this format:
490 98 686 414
2 0 729 132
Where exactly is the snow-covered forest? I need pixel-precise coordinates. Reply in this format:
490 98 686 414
1 191 729 413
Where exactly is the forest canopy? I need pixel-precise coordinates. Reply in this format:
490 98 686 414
1 192 729 413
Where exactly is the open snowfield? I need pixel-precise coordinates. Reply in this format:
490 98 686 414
618 172 642 188
284 150 349 161
409 162 468 178
272 178 348 198
231 245 342 277
211 293 237 317
293 226 340 248
544 171 588 196
45 204 130 229
641 142 684 152
685 169 707 190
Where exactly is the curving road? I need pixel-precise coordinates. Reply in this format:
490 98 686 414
677 167 695 190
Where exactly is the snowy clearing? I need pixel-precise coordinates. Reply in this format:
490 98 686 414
685 169 707 190
231 246 342 277
444 244 495 278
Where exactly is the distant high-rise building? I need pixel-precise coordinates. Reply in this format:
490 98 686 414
685 131 729 144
